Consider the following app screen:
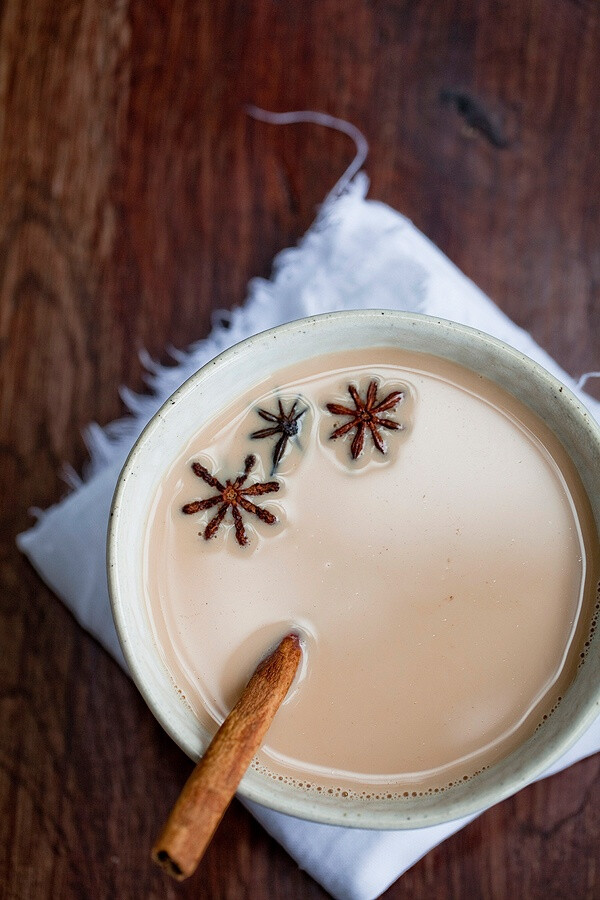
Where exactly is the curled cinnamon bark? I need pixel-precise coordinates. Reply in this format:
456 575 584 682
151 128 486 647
151 633 302 881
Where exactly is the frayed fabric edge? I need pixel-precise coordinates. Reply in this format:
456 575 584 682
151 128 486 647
17 175 370 527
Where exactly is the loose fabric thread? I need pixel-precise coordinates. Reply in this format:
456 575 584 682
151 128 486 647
576 372 600 392
246 105 369 204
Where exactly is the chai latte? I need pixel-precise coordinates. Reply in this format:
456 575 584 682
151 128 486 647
144 348 599 798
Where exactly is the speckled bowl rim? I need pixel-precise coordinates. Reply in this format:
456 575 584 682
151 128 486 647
108 310 600 829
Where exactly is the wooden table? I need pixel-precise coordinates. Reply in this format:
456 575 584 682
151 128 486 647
1 2 599 897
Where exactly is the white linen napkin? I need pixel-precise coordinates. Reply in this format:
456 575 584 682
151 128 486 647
17 174 600 900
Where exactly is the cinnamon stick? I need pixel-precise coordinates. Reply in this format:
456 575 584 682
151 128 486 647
151 632 302 881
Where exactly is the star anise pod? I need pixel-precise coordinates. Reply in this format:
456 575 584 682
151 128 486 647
326 380 404 459
182 454 279 546
251 398 307 472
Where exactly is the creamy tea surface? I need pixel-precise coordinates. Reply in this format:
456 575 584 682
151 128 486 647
144 348 599 798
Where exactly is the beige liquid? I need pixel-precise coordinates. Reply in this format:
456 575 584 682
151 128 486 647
144 348 599 797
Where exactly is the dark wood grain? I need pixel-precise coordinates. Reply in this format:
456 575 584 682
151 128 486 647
1 1 599 898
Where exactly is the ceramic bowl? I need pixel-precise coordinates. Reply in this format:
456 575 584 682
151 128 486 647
108 310 600 828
